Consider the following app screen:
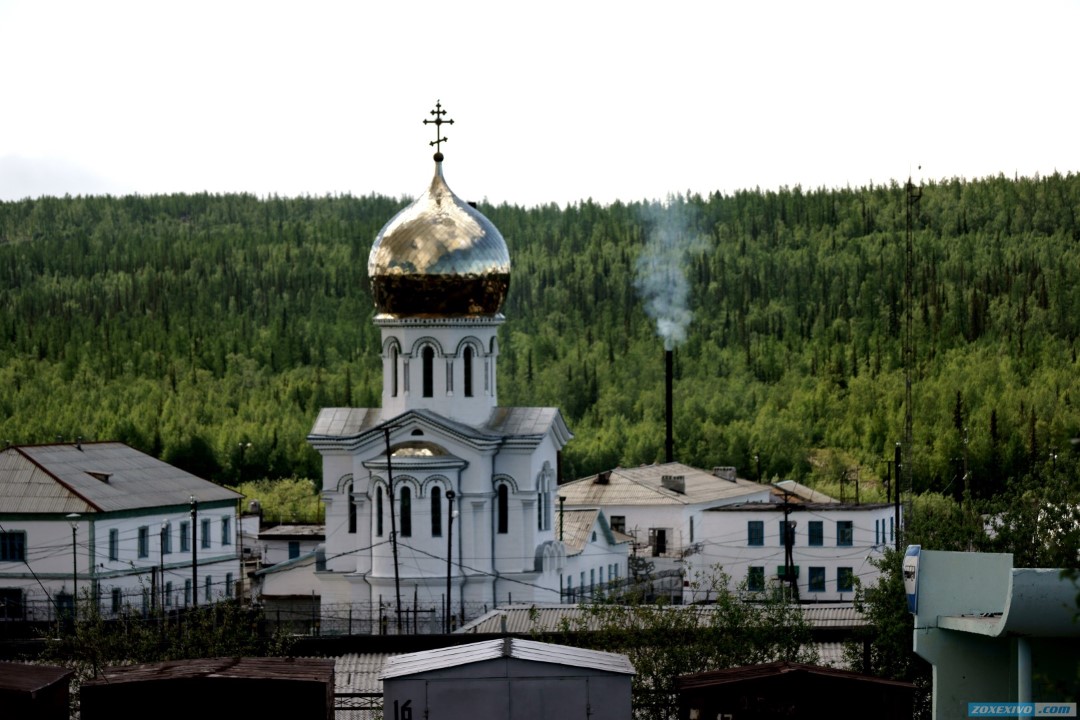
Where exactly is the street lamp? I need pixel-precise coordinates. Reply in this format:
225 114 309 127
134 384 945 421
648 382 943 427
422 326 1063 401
65 513 80 622
444 490 456 633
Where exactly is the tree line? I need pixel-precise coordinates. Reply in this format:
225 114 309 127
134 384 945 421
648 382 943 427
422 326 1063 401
2 173 1080 498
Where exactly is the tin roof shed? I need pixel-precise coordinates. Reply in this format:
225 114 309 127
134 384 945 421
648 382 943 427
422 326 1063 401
381 638 633 720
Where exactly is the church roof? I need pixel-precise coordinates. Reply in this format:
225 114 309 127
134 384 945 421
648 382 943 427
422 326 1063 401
558 462 771 508
308 407 571 449
0 443 239 514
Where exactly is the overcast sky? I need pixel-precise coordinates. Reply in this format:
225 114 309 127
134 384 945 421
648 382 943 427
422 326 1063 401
1 0 1077 208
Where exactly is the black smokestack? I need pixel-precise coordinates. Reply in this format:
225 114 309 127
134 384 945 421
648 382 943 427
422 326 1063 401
666 349 674 463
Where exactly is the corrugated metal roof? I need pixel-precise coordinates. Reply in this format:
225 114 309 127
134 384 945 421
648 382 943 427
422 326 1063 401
457 603 867 635
334 653 398 693
774 480 839 504
558 509 600 555
558 463 771 508
379 638 634 679
259 524 325 539
0 444 239 514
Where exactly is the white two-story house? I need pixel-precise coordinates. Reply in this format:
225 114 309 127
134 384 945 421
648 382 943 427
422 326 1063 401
691 500 898 602
0 442 241 620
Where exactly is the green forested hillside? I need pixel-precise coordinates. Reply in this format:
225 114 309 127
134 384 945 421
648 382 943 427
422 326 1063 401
2 173 1080 498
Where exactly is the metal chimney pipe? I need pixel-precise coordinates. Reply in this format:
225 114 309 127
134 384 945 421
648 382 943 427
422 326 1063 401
665 349 674 463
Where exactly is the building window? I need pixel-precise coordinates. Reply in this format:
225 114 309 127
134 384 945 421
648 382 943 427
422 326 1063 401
165 581 173 607
108 528 119 561
690 516 695 543
779 520 795 546
837 520 853 547
431 487 442 537
747 521 764 547
184 579 192 606
376 487 384 536
808 521 823 547
400 487 412 537
809 566 826 592
747 566 765 592
566 575 573 602
180 522 190 552
347 482 357 534
650 528 668 557
838 567 854 593
111 587 122 614
225 573 234 598
137 526 149 558
204 575 212 602
422 346 435 397
497 485 509 534
288 541 300 559
221 516 232 546
889 516 894 543
161 523 172 554
391 346 399 398
463 347 474 397
201 518 211 549
610 516 626 534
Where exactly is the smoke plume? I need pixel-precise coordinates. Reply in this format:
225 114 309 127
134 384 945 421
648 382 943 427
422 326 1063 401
634 198 705 350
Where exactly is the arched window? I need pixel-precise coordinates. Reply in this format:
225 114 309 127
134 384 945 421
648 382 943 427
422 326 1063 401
400 487 412 537
431 487 442 537
463 346 474 397
497 484 509 535
347 482 356 534
422 347 434 397
537 468 553 531
376 486 383 537
390 346 399 397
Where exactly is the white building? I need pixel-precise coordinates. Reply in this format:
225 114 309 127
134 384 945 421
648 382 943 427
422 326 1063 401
0 442 241 620
557 463 773 570
555 508 631 602
308 117 600 628
691 501 898 602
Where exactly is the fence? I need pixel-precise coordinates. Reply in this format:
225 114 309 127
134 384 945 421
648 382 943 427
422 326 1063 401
335 693 382 720
267 600 499 636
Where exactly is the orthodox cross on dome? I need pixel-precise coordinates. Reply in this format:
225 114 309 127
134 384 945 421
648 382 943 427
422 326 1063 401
423 100 454 160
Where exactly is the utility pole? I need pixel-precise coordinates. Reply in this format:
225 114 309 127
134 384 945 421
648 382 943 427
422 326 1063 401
384 428 402 632
445 490 456 633
776 486 799 600
894 443 902 552
190 495 198 608
66 513 80 622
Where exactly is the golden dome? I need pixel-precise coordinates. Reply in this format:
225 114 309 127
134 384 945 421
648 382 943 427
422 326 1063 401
368 159 510 318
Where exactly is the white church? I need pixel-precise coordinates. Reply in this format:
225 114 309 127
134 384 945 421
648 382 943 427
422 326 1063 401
307 106 628 627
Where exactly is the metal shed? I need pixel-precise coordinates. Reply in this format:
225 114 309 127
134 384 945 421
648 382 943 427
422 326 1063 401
675 661 914 720
0 662 74 720
380 638 634 720
80 656 335 720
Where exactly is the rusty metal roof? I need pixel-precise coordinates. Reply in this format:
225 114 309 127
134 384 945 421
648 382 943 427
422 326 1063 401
85 657 334 685
0 662 74 693
558 463 772 507
380 638 634 679
0 443 239 514
676 660 914 690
